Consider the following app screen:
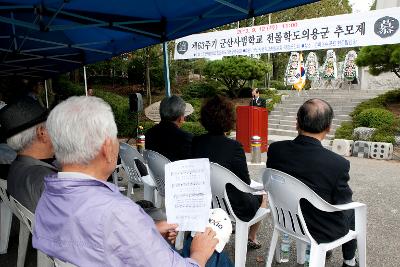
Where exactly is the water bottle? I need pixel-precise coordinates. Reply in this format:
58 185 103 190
304 244 311 267
280 233 290 263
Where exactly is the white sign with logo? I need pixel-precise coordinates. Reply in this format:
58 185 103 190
174 7 400 59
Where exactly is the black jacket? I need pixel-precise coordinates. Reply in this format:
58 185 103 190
192 133 261 222
7 155 57 212
266 135 353 243
145 121 193 162
249 97 267 108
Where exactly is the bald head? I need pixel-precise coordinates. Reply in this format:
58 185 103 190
297 98 334 134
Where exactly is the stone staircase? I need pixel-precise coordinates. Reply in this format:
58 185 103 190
268 89 388 144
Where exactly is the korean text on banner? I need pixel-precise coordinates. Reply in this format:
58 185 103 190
174 7 400 59
165 158 212 232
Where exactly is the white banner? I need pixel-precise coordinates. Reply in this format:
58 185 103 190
174 7 400 59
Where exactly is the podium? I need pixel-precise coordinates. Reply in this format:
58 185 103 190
236 106 268 153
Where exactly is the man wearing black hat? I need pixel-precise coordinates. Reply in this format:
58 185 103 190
0 97 56 212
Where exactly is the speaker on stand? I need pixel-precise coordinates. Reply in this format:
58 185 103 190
128 93 143 142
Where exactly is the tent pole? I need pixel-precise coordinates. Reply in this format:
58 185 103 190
44 80 49 109
83 66 88 96
163 42 171 97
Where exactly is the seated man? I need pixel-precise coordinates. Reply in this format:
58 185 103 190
266 99 357 267
0 97 56 212
33 96 219 267
146 95 193 161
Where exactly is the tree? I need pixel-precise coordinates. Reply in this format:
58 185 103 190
126 45 165 104
204 56 271 97
356 44 400 78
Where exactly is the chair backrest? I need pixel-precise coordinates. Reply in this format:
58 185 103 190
9 196 34 233
119 142 145 185
209 162 255 221
143 149 171 197
54 258 78 267
0 178 25 222
262 168 337 241
0 178 9 205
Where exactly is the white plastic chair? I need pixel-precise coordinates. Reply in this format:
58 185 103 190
9 196 54 267
119 143 156 201
0 178 12 254
143 149 171 208
111 163 123 187
262 168 367 267
209 162 270 267
54 257 78 267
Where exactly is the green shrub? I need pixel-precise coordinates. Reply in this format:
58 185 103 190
370 127 396 143
382 88 400 103
351 89 400 117
351 97 385 117
185 98 202 122
182 81 220 100
53 76 85 99
264 93 282 111
140 121 156 134
94 90 137 138
334 121 355 140
237 87 252 98
269 80 291 90
53 77 138 138
354 108 396 128
181 122 207 136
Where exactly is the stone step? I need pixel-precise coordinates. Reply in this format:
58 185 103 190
270 110 350 116
268 134 333 148
276 102 359 107
268 128 334 139
268 114 351 121
268 118 350 125
266 89 386 142
268 123 341 131
284 93 381 97
273 106 355 112
283 89 388 95
281 99 364 104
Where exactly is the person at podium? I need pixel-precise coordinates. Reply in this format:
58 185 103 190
249 88 266 108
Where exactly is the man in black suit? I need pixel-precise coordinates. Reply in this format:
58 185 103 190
266 99 357 267
249 88 267 108
145 95 193 161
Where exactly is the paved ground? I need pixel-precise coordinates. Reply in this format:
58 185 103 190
239 154 400 267
0 155 398 267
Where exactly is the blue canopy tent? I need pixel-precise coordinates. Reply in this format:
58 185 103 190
0 0 318 95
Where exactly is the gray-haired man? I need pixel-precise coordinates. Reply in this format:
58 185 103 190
0 97 56 212
145 95 193 161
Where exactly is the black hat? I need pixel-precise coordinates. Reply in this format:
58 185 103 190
0 97 47 139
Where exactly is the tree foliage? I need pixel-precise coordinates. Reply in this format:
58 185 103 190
356 44 400 78
127 46 164 88
204 56 271 97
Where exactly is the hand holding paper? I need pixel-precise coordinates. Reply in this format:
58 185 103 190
156 221 178 244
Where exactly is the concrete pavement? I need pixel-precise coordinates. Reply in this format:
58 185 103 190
236 154 400 267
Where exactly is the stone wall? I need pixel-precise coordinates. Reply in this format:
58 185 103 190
360 67 400 90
